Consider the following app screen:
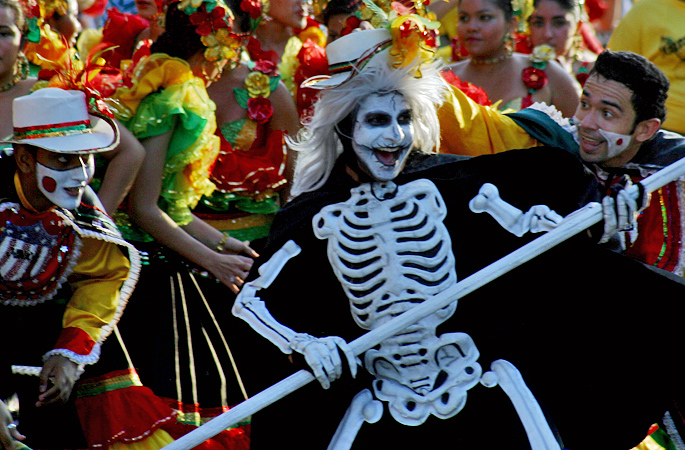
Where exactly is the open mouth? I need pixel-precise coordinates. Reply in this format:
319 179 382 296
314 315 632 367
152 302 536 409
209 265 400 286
64 186 84 197
374 148 404 166
579 133 604 151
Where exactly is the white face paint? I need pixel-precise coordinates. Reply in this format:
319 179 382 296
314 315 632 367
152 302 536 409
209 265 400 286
36 154 94 210
597 128 632 160
351 92 414 182
573 115 634 163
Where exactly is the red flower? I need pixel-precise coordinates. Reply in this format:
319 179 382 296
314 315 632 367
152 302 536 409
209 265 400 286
246 37 279 65
296 40 329 78
442 71 491 106
240 0 262 19
247 97 274 124
255 59 277 74
340 16 361 38
576 71 589 86
190 6 229 36
522 67 548 91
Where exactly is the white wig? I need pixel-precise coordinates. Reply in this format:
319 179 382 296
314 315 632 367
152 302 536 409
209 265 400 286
288 56 449 198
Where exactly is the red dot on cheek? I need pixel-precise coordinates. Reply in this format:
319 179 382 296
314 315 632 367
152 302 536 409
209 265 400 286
42 176 57 193
617 139 623 145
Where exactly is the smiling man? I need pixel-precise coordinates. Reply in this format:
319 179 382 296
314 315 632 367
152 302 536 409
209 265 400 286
511 50 685 272
574 51 666 169
0 88 149 449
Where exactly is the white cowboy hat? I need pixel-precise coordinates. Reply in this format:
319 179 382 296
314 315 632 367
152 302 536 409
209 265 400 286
0 88 119 154
301 28 393 90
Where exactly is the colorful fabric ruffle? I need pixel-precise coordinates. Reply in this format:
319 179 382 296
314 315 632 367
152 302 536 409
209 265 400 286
75 368 178 447
197 60 287 242
112 54 220 225
161 399 250 450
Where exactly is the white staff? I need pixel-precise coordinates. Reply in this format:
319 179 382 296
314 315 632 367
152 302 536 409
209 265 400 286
161 156 685 450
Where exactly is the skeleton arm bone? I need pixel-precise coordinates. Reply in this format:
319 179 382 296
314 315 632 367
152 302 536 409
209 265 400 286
233 240 358 389
469 183 564 236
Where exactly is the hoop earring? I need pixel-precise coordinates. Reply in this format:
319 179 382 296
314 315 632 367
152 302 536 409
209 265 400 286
503 33 514 57
570 33 583 60
17 52 29 80
201 60 223 85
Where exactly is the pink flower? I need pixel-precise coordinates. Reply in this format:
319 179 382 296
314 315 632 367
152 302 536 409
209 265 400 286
255 59 277 74
247 97 274 124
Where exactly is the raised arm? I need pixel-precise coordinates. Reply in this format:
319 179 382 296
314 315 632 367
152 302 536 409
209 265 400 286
127 130 256 293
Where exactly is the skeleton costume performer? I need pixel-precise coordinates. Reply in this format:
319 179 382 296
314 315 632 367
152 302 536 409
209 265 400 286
231 28 685 450
0 88 176 450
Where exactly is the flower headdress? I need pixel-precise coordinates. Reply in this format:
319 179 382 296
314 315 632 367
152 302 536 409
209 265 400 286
358 0 440 76
511 0 534 33
169 0 271 63
167 0 244 63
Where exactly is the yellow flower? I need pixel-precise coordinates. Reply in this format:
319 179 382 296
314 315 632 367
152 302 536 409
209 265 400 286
178 0 205 11
388 15 435 75
298 26 326 47
245 71 271 98
201 28 241 62
531 44 556 63
39 0 68 19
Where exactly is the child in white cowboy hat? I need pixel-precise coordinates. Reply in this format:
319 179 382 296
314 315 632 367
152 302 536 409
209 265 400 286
0 87 174 449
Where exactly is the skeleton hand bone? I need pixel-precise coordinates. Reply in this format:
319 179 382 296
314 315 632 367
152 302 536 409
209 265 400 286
470 183 563 236
289 333 359 389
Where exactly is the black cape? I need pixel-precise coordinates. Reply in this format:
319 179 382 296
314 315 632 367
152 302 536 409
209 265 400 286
231 147 685 450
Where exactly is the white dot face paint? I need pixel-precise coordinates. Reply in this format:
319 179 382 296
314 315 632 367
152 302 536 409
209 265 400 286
351 92 414 182
35 154 94 210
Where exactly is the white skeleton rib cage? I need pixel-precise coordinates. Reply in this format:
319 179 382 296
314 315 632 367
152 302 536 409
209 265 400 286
234 179 565 450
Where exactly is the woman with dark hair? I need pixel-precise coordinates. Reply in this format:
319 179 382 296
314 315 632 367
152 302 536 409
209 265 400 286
194 0 300 251
109 0 256 446
526 0 601 86
441 0 580 116
0 0 33 136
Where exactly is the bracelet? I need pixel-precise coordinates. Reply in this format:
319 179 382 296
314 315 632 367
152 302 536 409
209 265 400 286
215 233 229 252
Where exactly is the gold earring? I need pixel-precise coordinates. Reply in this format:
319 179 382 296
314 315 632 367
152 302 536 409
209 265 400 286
17 53 29 80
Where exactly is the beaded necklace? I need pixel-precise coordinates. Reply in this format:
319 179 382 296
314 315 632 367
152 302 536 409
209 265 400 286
0 56 30 92
470 47 514 65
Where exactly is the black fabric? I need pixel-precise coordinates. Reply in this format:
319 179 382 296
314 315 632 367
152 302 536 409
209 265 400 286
228 147 685 449
115 243 248 408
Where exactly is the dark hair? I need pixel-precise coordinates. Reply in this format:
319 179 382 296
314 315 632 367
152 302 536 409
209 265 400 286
591 50 669 125
150 2 204 60
473 0 514 20
0 0 26 36
225 0 252 33
532 0 581 19
322 0 361 25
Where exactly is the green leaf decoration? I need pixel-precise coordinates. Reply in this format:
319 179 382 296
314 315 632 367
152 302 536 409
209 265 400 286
269 75 281 92
233 88 250 108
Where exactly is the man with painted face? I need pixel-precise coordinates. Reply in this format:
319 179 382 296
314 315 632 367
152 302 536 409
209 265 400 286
0 88 144 449
228 29 685 450
508 50 685 273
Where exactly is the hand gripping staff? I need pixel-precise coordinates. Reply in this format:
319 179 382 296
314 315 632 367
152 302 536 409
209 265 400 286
160 155 685 450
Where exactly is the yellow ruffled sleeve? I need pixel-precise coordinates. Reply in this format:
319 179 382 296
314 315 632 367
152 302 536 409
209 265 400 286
64 237 130 344
111 54 196 120
438 84 540 156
